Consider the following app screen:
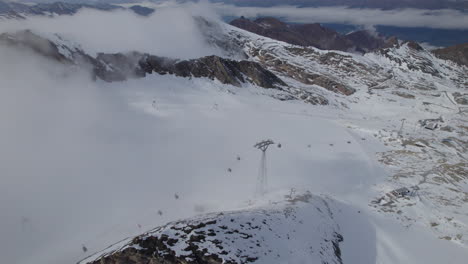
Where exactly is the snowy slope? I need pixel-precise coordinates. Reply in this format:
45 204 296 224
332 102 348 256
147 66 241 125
217 23 468 246
79 191 344 264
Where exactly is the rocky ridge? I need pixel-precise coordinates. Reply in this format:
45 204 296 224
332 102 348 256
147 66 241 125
0 30 285 90
230 17 396 53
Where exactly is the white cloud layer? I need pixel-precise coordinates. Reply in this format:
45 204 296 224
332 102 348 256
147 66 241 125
214 4 468 29
0 4 221 58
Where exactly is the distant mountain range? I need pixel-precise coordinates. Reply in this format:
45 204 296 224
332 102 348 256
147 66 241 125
230 17 396 53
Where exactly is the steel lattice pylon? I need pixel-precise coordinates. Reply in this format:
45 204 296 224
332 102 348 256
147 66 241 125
254 139 274 197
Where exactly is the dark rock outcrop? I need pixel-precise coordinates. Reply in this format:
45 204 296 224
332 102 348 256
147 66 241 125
406 41 424 51
139 55 286 88
433 43 468 67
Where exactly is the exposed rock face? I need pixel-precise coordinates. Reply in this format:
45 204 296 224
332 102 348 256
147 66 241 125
251 47 356 96
406 41 424 51
453 92 468 105
139 55 286 88
375 42 442 78
433 43 468 67
308 74 356 96
80 193 344 264
0 30 285 89
230 17 393 53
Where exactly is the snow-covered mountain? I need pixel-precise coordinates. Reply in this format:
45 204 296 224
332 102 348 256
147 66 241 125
0 5 466 264
79 191 348 264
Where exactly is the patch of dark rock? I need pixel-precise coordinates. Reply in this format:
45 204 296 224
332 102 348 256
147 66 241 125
190 234 206 243
393 91 415 99
433 43 468 67
139 55 286 89
453 92 468 105
407 41 423 51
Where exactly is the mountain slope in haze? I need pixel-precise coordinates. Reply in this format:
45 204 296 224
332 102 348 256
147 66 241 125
0 30 330 105
0 30 284 88
230 17 395 53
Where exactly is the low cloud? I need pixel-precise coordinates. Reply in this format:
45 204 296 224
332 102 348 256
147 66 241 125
0 3 231 264
0 43 248 264
0 4 221 59
214 4 468 29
